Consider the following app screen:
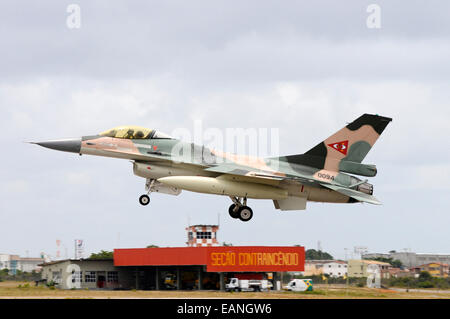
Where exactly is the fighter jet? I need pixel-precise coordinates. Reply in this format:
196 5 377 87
32 113 392 222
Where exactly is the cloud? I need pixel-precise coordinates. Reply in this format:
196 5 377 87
65 172 92 186
414 164 450 190
0 1 449 258
1 180 30 193
2 1 450 82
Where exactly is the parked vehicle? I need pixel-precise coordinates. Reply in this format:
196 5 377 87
285 279 313 292
225 277 271 292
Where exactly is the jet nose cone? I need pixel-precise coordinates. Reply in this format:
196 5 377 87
32 137 82 154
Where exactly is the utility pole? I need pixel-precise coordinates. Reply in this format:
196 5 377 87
354 246 368 260
346 275 349 296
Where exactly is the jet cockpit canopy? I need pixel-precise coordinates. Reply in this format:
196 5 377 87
99 126 173 139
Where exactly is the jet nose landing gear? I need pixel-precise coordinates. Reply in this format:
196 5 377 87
139 178 155 206
139 194 150 206
228 197 253 222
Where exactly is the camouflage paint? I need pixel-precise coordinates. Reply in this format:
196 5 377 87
72 114 392 205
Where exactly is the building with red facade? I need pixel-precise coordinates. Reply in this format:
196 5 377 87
115 246 304 290
39 224 305 290
40 246 305 290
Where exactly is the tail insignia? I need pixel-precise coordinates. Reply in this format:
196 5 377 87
327 140 349 155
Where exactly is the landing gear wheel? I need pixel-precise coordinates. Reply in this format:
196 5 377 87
139 194 150 206
238 206 253 222
228 204 240 219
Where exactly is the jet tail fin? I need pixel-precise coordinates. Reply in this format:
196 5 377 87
277 114 392 172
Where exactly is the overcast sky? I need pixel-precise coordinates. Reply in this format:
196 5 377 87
1 1 449 260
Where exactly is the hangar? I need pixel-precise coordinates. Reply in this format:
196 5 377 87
40 246 305 290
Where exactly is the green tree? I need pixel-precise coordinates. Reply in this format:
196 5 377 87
388 271 450 289
305 249 333 260
146 245 159 248
418 271 432 281
362 257 403 268
89 250 113 259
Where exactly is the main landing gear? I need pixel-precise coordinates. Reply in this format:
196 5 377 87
228 196 253 222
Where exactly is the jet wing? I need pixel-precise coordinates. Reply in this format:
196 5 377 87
204 163 322 187
204 163 285 180
204 163 381 204
320 183 382 205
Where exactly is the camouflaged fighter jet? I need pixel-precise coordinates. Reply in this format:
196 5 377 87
32 113 392 222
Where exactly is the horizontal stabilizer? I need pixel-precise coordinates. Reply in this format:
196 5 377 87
320 183 382 205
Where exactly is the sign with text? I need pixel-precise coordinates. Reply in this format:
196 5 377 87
206 246 305 272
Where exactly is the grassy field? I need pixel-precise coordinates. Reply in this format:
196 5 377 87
1 281 449 299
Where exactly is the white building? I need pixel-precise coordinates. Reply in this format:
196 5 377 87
0 253 44 274
0 254 19 272
322 261 348 278
40 259 133 290
362 252 450 268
